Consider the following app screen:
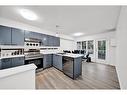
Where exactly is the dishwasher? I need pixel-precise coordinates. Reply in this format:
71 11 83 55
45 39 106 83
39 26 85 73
63 56 74 79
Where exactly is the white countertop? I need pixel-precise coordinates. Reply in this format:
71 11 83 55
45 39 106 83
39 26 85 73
40 51 83 58
40 51 60 54
63 53 83 58
0 55 25 59
54 53 83 58
40 52 54 54
0 64 37 79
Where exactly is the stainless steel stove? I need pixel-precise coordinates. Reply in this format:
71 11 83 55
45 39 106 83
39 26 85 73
24 38 43 70
25 52 43 70
25 52 43 60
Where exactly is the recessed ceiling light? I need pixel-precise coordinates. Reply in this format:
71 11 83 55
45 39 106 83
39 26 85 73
73 32 84 36
19 9 38 21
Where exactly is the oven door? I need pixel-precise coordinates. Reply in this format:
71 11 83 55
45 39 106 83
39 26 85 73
25 58 43 70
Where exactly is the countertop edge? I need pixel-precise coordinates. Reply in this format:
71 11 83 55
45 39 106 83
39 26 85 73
0 64 37 79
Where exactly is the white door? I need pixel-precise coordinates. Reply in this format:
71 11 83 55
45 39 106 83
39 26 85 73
95 39 107 63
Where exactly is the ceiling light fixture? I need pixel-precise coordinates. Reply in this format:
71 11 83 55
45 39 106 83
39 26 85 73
19 9 38 21
73 32 84 36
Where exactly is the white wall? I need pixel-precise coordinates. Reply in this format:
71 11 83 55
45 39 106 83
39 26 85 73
60 38 75 51
116 6 127 89
76 31 116 66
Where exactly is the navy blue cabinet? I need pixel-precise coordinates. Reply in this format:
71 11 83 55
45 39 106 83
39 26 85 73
0 25 11 45
53 54 62 71
41 34 48 46
47 35 54 46
11 57 24 67
1 58 12 69
11 28 24 46
43 54 52 69
0 25 60 46
47 35 60 46
0 57 24 70
24 30 60 46
53 37 60 46
25 30 41 39
25 30 33 38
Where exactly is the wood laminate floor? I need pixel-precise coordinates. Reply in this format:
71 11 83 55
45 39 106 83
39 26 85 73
36 62 120 89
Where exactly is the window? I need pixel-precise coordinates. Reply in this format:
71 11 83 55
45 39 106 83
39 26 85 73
82 41 86 53
98 40 106 60
77 42 82 50
87 40 94 54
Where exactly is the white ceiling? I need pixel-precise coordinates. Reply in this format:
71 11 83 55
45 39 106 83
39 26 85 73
0 6 121 37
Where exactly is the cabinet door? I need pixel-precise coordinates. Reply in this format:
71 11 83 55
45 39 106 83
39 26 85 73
12 57 24 67
53 37 60 46
25 30 31 38
31 32 41 39
48 35 54 46
57 37 60 46
43 54 52 69
0 25 11 45
25 31 35 38
43 55 47 68
53 54 57 67
74 57 82 78
47 54 52 66
53 54 62 70
11 28 24 46
41 34 48 46
25 30 41 39
1 58 12 69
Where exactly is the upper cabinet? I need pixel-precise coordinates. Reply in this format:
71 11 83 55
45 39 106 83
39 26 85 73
25 30 41 39
11 28 24 46
25 31 60 47
41 34 48 46
0 25 60 47
47 35 54 46
54 37 60 46
0 25 11 45
25 30 35 38
47 35 60 46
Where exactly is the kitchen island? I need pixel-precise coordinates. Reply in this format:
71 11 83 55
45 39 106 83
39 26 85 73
53 53 83 79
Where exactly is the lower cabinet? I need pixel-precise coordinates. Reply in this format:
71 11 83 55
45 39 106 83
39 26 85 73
53 54 63 71
1 58 12 69
0 57 24 69
11 57 24 67
43 54 52 69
